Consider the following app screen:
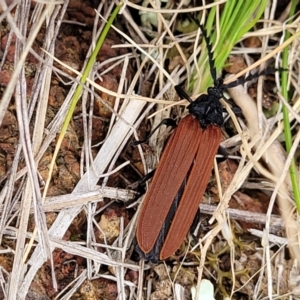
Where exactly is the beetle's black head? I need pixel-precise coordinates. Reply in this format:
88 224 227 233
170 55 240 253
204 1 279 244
187 85 224 129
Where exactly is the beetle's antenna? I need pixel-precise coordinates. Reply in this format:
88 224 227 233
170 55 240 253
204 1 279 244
224 68 286 88
189 16 218 85
174 85 193 103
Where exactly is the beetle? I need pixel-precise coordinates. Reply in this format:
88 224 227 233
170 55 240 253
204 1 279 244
135 18 259 261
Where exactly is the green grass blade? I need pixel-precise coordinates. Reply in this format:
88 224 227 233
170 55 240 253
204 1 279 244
281 0 300 212
191 0 267 93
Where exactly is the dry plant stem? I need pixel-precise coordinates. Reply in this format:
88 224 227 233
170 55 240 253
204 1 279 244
0 147 21 241
197 152 248 299
264 128 300 296
200 203 284 233
277 92 300 124
149 0 189 74
107 16 176 177
0 1 50 127
101 58 131 188
42 51 176 103
196 224 223 290
13 72 150 183
52 51 176 105
18 98 146 297
234 241 287 296
24 0 66 288
41 2 120 219
147 0 198 162
228 85 289 187
0 0 23 39
225 25 300 86
195 89 300 297
228 85 300 264
1 7 147 294
53 270 87 300
125 0 227 14
31 4 63 146
137 259 145 300
23 0 68 291
111 24 175 85
16 68 54 263
249 229 287 245
6 3 60 297
0 1 17 23
146 1 183 161
6 226 140 270
122 7 148 44
116 217 126 299
256 3 275 131
8 187 135 213
86 44 135 288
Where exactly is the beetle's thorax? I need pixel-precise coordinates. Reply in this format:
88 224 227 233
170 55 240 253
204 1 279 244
187 85 224 128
